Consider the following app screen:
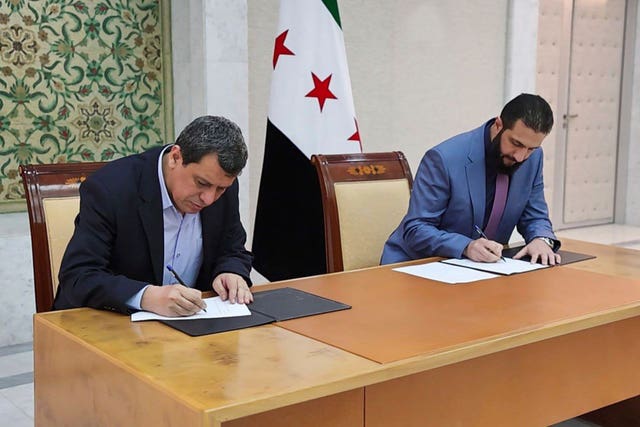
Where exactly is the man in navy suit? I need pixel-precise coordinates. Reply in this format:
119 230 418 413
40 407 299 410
381 94 561 266
54 116 254 316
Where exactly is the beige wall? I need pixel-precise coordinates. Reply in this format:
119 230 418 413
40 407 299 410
627 2 640 225
248 0 509 240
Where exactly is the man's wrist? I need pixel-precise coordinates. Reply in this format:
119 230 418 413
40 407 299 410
128 284 153 310
537 237 555 249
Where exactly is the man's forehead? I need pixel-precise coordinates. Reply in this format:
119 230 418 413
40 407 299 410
188 154 235 179
507 121 545 147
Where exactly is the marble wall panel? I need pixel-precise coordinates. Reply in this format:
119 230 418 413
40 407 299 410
0 213 34 347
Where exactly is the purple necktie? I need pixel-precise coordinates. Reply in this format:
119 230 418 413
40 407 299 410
484 173 509 240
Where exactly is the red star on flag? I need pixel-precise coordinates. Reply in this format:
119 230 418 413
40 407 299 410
305 73 338 112
348 118 363 152
273 30 295 69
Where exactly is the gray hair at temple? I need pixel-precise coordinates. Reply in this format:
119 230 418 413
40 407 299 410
175 116 248 175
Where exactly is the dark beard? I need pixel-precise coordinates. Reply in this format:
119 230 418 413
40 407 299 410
491 130 523 174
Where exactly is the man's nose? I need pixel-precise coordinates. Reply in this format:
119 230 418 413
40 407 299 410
200 189 217 205
514 147 528 163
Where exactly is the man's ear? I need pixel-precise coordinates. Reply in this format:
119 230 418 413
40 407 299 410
494 116 503 132
168 145 182 167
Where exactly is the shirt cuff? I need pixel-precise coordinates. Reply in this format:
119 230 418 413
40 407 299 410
126 284 151 310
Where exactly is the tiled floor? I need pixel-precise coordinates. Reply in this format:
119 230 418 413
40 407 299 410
1 224 638 426
556 223 640 251
0 343 34 427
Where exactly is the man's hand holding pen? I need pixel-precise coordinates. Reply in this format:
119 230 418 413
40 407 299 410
140 284 207 317
138 265 208 317
464 238 505 263
463 224 506 263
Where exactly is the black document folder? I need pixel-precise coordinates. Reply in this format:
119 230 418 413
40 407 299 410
249 287 351 321
161 287 350 337
502 246 595 265
161 311 274 337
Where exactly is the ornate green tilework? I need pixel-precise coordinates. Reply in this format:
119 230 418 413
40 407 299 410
0 0 173 210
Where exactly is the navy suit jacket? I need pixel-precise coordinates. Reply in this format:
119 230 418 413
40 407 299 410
381 120 557 264
54 146 253 313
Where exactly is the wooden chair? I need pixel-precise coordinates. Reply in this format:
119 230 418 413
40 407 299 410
311 152 413 273
20 162 106 312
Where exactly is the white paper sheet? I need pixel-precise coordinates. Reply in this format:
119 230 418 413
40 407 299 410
441 257 549 275
393 262 499 284
131 296 251 322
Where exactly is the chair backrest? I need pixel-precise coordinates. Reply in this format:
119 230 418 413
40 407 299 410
20 162 106 312
311 152 413 273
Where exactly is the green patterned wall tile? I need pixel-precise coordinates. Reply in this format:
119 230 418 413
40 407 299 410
0 0 174 210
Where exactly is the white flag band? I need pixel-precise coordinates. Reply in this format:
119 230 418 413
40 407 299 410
269 0 361 158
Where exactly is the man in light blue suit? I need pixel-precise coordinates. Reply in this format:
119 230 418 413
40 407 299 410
381 94 561 266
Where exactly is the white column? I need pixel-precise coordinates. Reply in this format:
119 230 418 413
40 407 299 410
505 0 540 100
203 0 250 232
171 0 206 134
172 0 251 232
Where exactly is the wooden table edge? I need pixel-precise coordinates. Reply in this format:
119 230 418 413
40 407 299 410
204 302 640 422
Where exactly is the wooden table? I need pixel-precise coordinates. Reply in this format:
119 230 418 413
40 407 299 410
34 239 640 426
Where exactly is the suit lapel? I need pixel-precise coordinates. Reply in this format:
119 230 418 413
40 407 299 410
138 149 164 285
200 209 213 274
196 201 222 287
466 127 487 232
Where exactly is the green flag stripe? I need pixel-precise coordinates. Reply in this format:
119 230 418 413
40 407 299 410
321 0 342 29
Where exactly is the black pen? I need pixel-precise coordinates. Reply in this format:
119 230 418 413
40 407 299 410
473 225 506 263
166 265 207 312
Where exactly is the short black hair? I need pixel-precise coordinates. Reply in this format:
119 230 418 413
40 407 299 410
174 116 248 175
500 93 554 135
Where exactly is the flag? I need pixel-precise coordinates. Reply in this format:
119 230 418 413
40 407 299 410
252 0 362 281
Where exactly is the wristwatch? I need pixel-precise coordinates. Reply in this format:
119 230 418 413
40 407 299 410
538 237 555 249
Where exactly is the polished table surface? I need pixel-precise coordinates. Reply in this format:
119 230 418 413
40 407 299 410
558 239 640 279
276 258 640 364
36 310 378 425
34 239 640 426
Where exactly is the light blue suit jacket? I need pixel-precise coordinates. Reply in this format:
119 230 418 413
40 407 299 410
381 120 557 264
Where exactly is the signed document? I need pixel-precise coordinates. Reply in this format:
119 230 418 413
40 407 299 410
441 257 549 275
394 262 499 284
394 257 549 284
131 296 251 322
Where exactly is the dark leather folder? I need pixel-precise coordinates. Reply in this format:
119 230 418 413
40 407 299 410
162 287 350 337
502 246 595 264
161 311 274 337
249 287 351 321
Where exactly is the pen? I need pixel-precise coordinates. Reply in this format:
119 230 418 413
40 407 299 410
473 225 506 263
166 265 206 312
